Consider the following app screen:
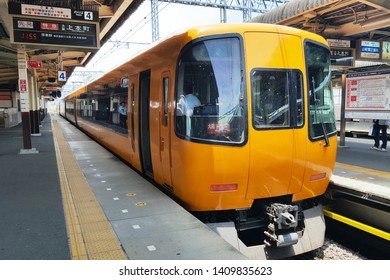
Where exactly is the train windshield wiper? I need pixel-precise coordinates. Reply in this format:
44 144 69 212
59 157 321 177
311 76 330 147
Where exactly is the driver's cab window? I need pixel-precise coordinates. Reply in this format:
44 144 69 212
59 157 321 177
175 36 245 145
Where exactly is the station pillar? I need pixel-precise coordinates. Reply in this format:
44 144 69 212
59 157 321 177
29 69 41 135
17 50 38 154
339 73 347 147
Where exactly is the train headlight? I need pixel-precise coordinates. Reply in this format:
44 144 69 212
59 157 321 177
310 172 327 181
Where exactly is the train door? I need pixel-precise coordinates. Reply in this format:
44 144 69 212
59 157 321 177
139 70 153 177
245 31 306 199
159 72 172 187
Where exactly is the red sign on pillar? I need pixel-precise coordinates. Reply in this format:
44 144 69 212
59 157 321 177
19 79 27 92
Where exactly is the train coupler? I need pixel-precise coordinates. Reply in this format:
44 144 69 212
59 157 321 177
264 203 303 247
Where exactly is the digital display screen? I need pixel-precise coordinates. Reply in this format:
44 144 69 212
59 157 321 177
12 16 99 50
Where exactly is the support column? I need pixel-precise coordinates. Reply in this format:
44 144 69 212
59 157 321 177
220 7 227 23
17 50 38 154
150 0 159 42
243 0 252 22
40 94 46 121
339 73 347 148
29 70 41 135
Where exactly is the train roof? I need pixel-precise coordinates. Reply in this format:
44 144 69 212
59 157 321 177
64 23 327 100
173 22 327 42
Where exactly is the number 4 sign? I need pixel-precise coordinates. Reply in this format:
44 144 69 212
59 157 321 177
58 71 66 82
84 11 93 20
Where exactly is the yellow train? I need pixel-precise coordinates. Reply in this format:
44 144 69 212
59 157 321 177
59 23 337 258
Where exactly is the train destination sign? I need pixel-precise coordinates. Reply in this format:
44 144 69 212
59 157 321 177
11 16 99 50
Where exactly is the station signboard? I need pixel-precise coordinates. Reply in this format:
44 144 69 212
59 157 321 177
11 16 99 50
330 49 354 67
358 40 380 60
27 60 42 69
19 79 27 92
327 39 351 48
327 39 355 67
8 2 99 51
19 79 29 113
8 2 99 22
58 71 67 82
345 70 390 119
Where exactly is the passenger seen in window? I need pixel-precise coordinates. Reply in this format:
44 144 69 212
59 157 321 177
119 102 127 128
177 82 201 117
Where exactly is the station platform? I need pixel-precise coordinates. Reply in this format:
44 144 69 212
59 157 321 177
332 136 390 203
1 114 389 260
0 113 245 260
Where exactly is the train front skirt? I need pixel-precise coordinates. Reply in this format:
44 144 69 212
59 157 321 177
206 204 325 259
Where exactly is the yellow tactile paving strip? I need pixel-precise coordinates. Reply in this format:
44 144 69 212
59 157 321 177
335 162 390 179
52 118 128 260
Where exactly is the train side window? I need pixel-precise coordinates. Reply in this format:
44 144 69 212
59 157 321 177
162 77 169 126
75 79 129 136
293 71 304 127
131 83 135 151
175 36 246 145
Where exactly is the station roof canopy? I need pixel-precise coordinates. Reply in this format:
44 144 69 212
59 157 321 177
0 0 143 90
251 0 390 40
251 0 390 76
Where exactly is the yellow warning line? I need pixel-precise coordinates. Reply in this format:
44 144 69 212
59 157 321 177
335 162 390 179
323 209 390 241
52 117 128 260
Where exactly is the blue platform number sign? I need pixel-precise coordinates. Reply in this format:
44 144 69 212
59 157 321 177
58 71 66 82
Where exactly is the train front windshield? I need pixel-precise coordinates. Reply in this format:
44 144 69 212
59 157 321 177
175 37 245 145
305 42 337 142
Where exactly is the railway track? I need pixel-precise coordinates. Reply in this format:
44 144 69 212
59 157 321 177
287 183 390 260
322 183 390 259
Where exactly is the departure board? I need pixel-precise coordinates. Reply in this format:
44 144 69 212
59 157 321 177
11 16 99 50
